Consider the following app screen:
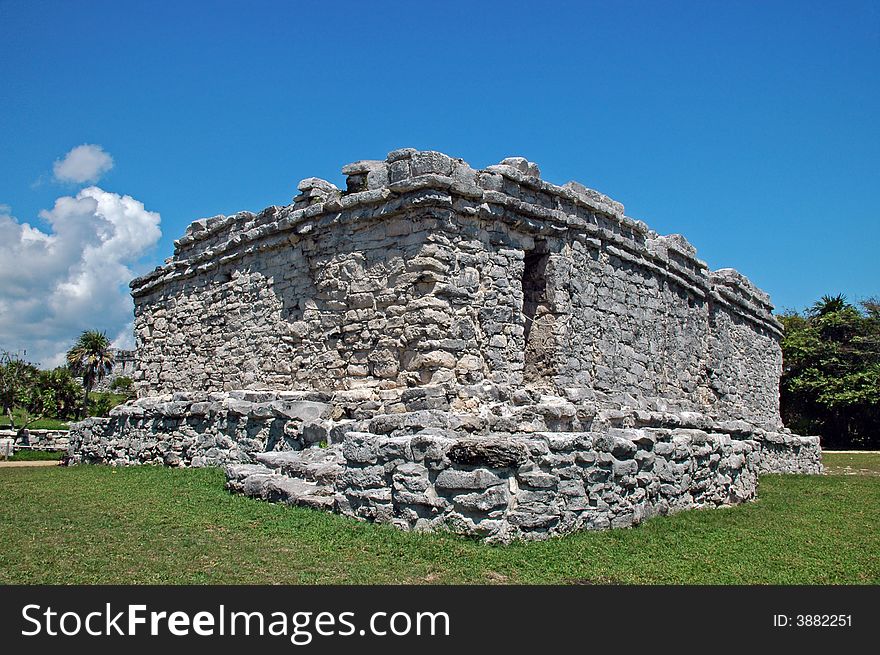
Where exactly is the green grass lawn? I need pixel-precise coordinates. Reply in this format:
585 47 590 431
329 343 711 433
8 449 65 461
823 451 880 477
0 452 876 585
0 409 69 431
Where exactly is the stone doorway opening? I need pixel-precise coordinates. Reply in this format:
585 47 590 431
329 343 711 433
522 244 552 382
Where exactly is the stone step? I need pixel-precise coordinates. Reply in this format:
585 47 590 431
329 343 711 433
262 476 337 510
226 447 341 511
227 469 338 511
224 463 275 483
255 446 344 485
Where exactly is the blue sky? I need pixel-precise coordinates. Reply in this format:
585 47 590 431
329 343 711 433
0 0 877 364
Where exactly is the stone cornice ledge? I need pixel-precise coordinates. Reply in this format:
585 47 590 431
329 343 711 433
130 149 780 333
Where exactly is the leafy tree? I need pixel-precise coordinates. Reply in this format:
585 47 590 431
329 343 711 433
109 375 134 397
810 293 848 317
0 351 40 430
779 296 880 449
29 368 82 419
66 331 115 419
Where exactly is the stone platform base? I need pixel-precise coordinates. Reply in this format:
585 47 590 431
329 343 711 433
68 388 822 542
227 429 760 542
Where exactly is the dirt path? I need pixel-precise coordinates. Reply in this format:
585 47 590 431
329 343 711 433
0 460 61 468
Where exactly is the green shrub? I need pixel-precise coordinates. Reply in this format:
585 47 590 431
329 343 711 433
109 376 134 395
87 392 127 417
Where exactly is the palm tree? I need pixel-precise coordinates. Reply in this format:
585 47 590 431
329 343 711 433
66 331 114 419
809 294 849 317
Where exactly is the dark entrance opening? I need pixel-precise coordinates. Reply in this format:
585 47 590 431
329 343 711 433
522 244 551 382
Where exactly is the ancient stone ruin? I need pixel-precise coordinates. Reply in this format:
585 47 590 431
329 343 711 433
69 148 822 542
93 348 135 391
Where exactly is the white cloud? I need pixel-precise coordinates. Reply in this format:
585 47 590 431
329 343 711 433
53 144 114 184
0 188 160 367
110 321 136 351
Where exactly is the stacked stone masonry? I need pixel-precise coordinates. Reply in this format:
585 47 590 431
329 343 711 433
1 428 69 451
69 149 822 542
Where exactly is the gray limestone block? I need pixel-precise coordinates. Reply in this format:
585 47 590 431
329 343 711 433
188 401 220 416
517 470 557 488
249 403 275 419
392 462 430 493
447 438 529 469
499 156 541 178
386 147 417 162
410 151 454 177
159 401 190 418
540 432 589 452
270 400 332 421
110 403 145 417
224 398 254 416
229 391 277 402
574 450 597 465
593 433 638 458
377 435 412 461
342 432 380 464
400 386 450 411
717 419 756 436
368 410 446 435
297 177 338 193
452 485 509 512
653 442 675 456
610 511 635 530
341 464 387 489
341 159 383 176
263 475 321 503
225 463 275 481
434 468 503 490
506 511 558 529
239 473 277 497
394 489 447 510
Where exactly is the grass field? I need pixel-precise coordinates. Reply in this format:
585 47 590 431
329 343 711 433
822 452 880 477
7 449 65 462
0 453 876 585
0 409 69 431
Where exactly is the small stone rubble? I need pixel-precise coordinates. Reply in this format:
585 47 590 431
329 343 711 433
68 149 823 541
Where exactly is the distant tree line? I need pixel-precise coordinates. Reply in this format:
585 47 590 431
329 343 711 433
779 295 879 450
0 330 133 432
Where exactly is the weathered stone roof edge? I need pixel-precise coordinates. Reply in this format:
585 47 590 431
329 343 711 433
130 148 781 334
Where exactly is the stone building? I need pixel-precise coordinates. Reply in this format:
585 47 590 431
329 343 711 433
93 348 135 392
69 149 822 542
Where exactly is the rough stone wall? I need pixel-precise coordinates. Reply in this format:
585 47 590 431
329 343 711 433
1 428 69 451
707 280 783 428
333 428 760 541
129 148 784 429
133 217 448 394
68 148 823 542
